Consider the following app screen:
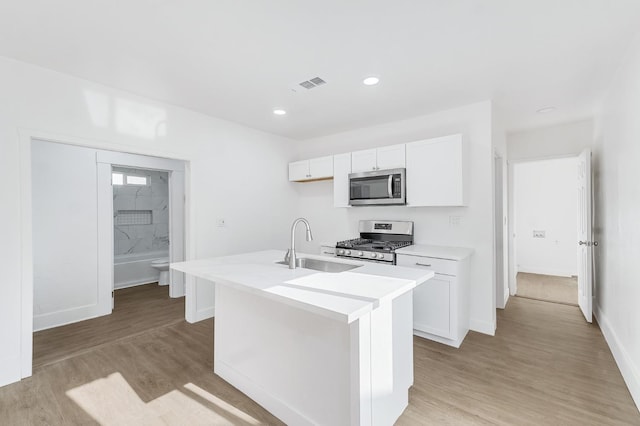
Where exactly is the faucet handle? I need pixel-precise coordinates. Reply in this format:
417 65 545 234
284 249 291 263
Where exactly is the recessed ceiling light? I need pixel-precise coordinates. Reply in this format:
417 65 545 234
536 106 556 114
363 76 380 86
273 109 287 116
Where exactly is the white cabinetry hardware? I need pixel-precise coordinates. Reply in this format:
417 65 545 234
288 156 333 182
351 144 405 173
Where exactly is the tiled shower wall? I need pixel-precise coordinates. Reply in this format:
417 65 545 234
113 167 169 255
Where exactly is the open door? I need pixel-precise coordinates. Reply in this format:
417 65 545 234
577 148 593 323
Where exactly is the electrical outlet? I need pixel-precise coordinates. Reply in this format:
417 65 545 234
216 218 226 228
533 230 545 238
449 216 461 227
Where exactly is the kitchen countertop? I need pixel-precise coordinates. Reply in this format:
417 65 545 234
171 250 433 324
395 244 474 260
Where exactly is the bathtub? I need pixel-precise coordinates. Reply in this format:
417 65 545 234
114 250 169 289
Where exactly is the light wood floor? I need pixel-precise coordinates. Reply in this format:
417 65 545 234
2 287 638 425
516 272 578 305
33 283 185 369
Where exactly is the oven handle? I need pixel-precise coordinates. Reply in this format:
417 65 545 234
388 174 393 198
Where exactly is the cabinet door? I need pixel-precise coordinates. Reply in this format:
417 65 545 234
406 134 465 206
309 156 333 179
351 149 377 173
376 144 406 170
333 153 351 207
288 160 310 181
413 275 451 338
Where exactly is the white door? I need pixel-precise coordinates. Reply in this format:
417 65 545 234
577 148 593 323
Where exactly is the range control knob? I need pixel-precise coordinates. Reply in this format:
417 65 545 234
377 253 384 259
370 252 377 258
345 250 351 256
337 249 344 255
357 251 363 256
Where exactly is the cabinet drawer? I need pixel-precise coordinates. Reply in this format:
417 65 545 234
396 254 458 276
319 245 336 257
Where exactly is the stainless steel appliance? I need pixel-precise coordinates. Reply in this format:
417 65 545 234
349 168 406 206
336 220 413 264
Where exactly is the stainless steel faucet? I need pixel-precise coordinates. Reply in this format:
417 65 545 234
286 218 313 269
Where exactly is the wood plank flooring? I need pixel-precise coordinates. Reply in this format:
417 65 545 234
33 283 185 369
516 272 578 305
3 287 638 425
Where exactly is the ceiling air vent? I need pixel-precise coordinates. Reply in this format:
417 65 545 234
298 77 327 90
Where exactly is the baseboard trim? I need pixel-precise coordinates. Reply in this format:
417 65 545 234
187 306 215 323
114 278 158 290
34 303 111 332
517 266 576 277
470 318 496 336
594 304 640 411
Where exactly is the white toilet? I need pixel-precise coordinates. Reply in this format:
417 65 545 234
151 257 170 286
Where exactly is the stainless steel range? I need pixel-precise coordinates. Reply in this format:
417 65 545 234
336 220 413 264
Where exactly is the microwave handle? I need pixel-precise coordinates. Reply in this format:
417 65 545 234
388 174 393 198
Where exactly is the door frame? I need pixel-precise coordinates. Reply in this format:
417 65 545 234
96 150 186 301
494 151 508 309
508 153 580 298
18 129 191 380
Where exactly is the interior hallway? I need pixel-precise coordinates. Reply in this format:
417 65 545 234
516 272 578 305
2 286 638 425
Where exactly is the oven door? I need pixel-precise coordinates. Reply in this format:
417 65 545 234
349 168 405 206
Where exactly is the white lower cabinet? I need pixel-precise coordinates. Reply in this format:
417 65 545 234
396 249 471 348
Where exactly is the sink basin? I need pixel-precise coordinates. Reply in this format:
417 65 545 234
276 257 361 273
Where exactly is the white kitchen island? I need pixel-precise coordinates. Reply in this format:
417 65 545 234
171 250 434 426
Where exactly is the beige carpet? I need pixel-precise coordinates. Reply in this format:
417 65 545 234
516 272 578 305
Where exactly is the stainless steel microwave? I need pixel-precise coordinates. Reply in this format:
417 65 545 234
349 168 406 206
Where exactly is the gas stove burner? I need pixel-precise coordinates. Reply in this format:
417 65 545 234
335 220 413 264
336 238 372 249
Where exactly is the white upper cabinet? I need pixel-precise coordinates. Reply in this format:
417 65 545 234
406 134 467 206
351 149 377 172
288 156 333 182
351 144 406 173
376 144 406 170
333 153 351 207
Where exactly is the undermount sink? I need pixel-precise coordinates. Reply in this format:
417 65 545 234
276 257 361 273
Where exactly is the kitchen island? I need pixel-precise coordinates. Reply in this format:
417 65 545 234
171 250 434 425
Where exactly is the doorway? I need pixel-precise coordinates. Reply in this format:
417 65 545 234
30 138 187 369
512 156 579 305
112 166 170 296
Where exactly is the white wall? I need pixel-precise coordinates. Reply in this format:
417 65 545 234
31 141 109 331
593 34 640 410
0 56 298 387
293 101 496 336
513 158 578 277
508 119 593 161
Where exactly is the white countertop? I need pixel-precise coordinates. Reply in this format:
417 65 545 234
395 244 474 260
171 250 433 324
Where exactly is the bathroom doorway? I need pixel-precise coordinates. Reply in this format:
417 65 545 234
112 166 171 299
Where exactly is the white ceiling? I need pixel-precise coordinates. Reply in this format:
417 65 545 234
1 0 639 139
